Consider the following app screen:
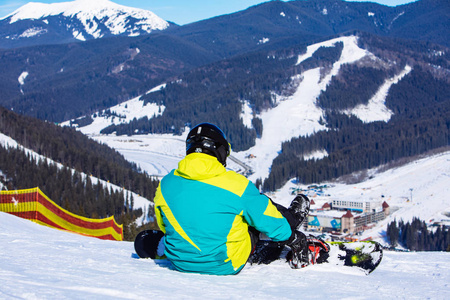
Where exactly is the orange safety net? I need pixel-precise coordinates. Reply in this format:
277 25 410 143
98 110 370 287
0 187 123 241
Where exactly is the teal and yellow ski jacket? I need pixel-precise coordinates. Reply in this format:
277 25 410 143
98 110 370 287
154 153 292 275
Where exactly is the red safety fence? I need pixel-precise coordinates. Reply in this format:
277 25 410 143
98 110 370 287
0 187 123 241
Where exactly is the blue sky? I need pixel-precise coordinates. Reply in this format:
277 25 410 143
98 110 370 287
0 0 419 25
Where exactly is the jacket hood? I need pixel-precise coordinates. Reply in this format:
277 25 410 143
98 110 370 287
175 153 226 180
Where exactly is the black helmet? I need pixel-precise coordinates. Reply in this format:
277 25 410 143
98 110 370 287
186 123 230 166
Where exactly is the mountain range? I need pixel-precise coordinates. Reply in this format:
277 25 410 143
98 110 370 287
0 0 448 122
1 0 448 50
0 0 449 191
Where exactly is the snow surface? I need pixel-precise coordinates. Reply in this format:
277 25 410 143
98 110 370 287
61 86 166 136
1 210 449 299
240 100 254 129
1 125 450 298
3 0 169 37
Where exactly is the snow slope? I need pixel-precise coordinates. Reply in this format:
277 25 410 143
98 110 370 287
0 211 449 299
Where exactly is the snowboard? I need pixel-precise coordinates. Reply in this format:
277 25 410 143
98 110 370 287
327 240 383 274
134 230 383 275
249 238 383 275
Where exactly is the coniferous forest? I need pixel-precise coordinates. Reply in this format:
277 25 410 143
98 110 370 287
386 218 450 251
0 107 159 240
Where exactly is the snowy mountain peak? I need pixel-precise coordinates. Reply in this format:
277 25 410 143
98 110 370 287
2 0 170 41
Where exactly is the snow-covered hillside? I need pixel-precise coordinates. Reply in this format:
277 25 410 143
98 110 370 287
0 132 153 224
0 210 449 299
271 150 450 242
236 36 412 182
2 0 169 41
66 35 411 183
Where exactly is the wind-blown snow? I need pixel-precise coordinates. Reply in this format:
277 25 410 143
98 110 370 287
3 0 169 37
0 210 449 299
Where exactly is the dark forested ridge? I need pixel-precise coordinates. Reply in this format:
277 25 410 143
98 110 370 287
0 106 158 198
0 0 448 123
0 33 217 122
0 107 159 240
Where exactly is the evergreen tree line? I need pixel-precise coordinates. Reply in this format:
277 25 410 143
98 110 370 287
298 42 344 71
318 64 391 110
0 106 159 200
386 218 449 251
0 145 152 240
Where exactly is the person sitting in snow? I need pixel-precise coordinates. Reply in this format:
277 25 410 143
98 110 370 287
152 122 322 275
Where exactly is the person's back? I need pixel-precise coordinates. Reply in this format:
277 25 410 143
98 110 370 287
154 123 312 275
156 152 292 274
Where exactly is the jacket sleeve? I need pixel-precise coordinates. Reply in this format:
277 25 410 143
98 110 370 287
241 182 292 242
153 183 166 234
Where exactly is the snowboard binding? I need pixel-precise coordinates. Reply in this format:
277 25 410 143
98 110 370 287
286 235 330 268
